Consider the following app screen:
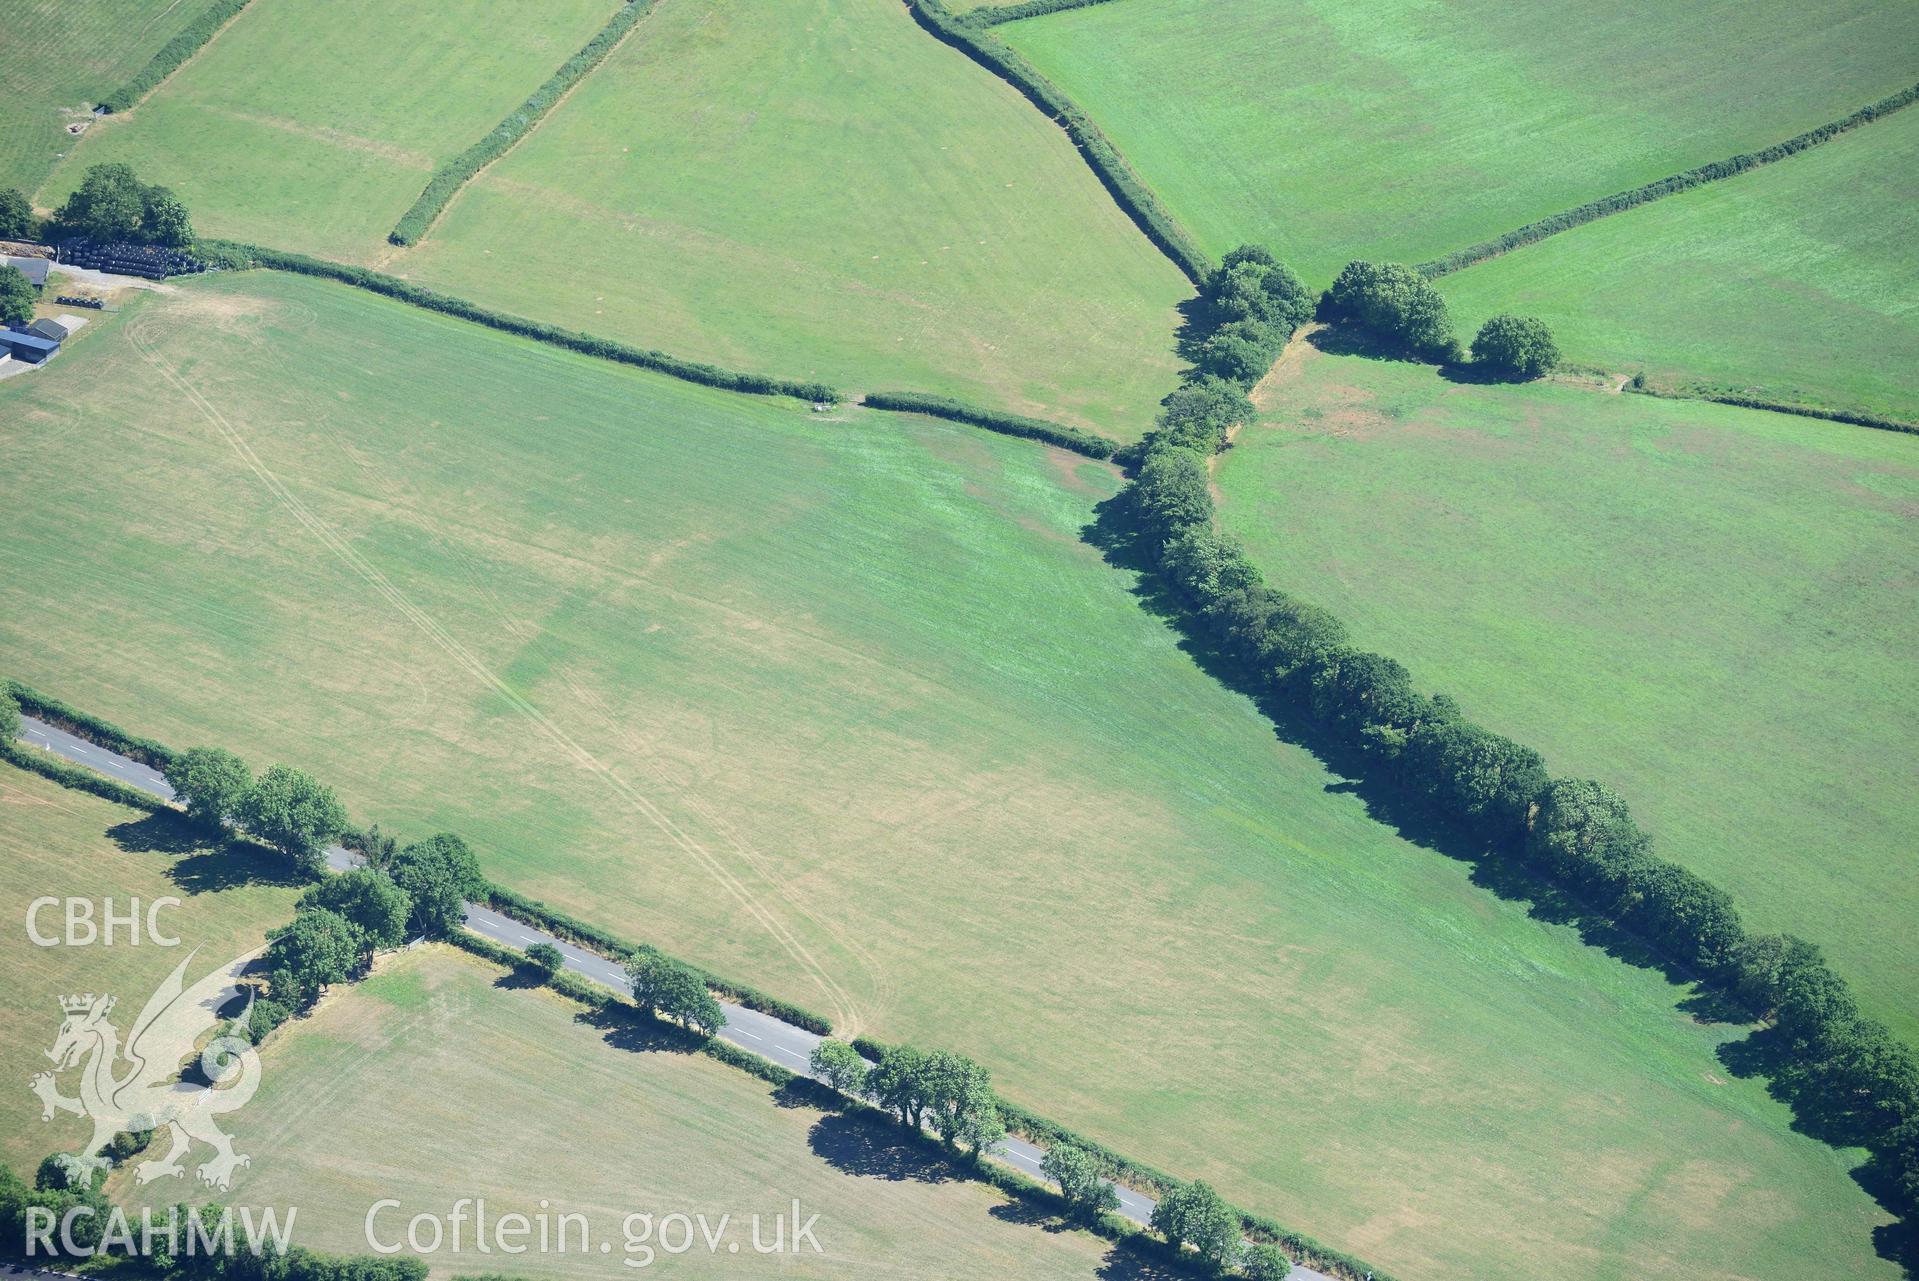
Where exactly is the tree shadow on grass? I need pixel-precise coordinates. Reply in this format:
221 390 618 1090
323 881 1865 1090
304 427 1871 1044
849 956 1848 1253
807 1112 953 1185
1305 321 1431 365
1094 1242 1194 1281
1082 480 1919 1275
571 1000 701 1058
987 1198 1076 1234
107 814 307 894
1080 490 1709 990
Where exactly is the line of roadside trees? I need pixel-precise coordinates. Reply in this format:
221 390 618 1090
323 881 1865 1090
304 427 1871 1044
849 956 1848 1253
1125 247 1919 1231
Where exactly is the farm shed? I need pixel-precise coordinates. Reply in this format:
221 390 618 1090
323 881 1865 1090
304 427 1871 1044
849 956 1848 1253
1 255 52 287
0 329 60 363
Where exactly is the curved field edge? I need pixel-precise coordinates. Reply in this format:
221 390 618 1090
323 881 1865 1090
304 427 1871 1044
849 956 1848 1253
0 272 1895 1280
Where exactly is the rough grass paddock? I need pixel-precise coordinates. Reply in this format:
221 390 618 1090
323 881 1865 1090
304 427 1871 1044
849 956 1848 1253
1215 344 1919 1045
0 762 300 1173
391 0 1189 438
1436 104 1919 425
35 0 623 261
0 272 1896 1278
1000 0 1919 283
113 946 1125 1279
0 0 215 192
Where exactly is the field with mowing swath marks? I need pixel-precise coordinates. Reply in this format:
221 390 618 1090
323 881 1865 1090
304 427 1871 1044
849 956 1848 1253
1001 0 1919 283
124 946 1124 1280
0 763 301 1174
1437 104 1919 424
0 272 1896 1279
1216 343 1919 1043
394 0 1189 438
0 0 214 193
35 0 622 262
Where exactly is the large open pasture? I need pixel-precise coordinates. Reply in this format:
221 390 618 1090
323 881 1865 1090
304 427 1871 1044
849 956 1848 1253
0 272 1895 1278
148 946 1121 1279
1001 0 1919 283
393 0 1189 437
1215 343 1919 1043
1437 105 1919 424
35 0 622 261
0 763 300 1173
0 0 212 192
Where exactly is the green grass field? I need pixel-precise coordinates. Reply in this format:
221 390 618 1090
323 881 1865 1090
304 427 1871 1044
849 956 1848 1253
34 0 622 261
392 0 1189 437
0 0 215 193
0 272 1896 1279
0 762 299 1174
1215 342 1919 1044
128 945 1122 1279
1001 0 1919 283
1436 105 1919 423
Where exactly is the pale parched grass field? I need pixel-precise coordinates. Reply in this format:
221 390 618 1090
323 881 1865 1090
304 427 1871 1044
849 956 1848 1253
144 946 1124 1280
1001 0 1919 284
0 273 1897 1279
0 763 300 1174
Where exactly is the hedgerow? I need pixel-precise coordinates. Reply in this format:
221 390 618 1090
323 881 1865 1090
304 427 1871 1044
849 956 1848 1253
1418 81 1919 277
99 0 250 113
965 0 1122 25
479 881 835 1034
861 390 1115 458
389 1 655 245
0 740 169 812
1628 382 1919 435
4 678 177 767
902 0 1212 285
204 241 840 403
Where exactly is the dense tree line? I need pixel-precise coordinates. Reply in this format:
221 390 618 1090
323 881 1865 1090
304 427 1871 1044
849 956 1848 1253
52 164 194 246
902 0 1212 284
1418 80 1919 277
99 0 251 113
1319 260 1457 361
1122 306 1919 1226
165 748 345 876
208 242 840 403
389 1 653 245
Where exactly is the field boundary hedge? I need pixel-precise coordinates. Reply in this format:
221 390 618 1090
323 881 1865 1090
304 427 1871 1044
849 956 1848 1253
1418 80 1919 277
862 390 1116 458
388 0 656 246
98 0 251 113
1629 382 1919 435
0 740 170 812
476 881 836 1034
5 678 177 768
201 240 841 402
966 0 1124 26
902 0 1212 285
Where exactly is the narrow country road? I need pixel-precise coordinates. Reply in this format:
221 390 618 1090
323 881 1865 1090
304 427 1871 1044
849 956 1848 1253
16 715 1330 1280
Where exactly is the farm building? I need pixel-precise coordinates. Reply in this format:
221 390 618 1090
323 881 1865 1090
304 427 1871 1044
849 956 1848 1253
26 314 85 342
1 255 52 287
0 329 60 363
